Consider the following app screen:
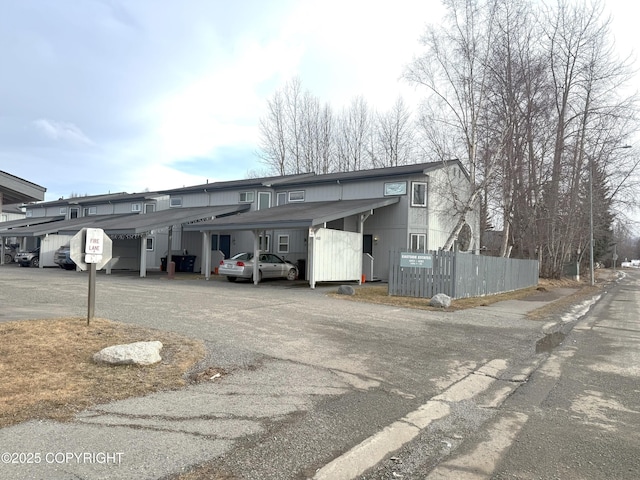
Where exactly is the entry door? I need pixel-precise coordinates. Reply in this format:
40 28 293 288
363 235 373 255
219 235 231 259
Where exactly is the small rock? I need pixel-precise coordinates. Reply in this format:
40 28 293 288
93 341 163 366
337 285 355 295
429 293 451 308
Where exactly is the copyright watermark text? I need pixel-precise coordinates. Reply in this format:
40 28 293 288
2 451 123 465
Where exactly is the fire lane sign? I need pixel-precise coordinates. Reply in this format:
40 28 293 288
70 228 113 271
85 228 104 263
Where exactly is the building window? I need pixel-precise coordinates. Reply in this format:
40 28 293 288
410 233 426 253
170 197 182 208
83 206 97 216
131 203 142 212
59 207 67 215
411 182 427 207
277 192 287 206
259 234 270 252
146 237 155 251
144 203 155 214
239 191 254 203
277 235 289 254
258 192 271 210
288 190 305 202
26 210 33 217
384 181 407 196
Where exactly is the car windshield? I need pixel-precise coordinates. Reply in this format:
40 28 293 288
231 253 253 261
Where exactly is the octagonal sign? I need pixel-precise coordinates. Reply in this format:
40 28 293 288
70 228 113 271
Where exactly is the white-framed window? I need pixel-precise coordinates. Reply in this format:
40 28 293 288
83 206 97 216
259 234 270 252
384 181 407 196
146 237 155 251
277 192 287 206
411 182 427 207
288 190 305 202
170 197 182 208
131 203 142 212
59 207 67 215
277 235 289 254
410 233 426 253
144 203 155 214
258 192 271 210
239 191 254 203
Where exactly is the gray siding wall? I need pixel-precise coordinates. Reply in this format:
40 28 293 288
362 201 409 281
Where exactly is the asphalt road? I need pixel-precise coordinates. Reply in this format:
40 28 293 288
0 265 631 479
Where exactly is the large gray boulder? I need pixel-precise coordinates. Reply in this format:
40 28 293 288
429 293 452 308
93 341 163 366
337 285 356 296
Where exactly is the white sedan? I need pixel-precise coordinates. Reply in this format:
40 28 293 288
219 252 298 282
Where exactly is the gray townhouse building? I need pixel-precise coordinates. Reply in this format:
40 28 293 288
1 161 479 286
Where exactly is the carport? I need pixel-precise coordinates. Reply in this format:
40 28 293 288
185 198 399 288
57 205 250 277
0 171 46 264
5 214 135 268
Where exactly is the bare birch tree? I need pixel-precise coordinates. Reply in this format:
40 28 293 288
406 0 499 251
373 97 415 167
335 96 372 172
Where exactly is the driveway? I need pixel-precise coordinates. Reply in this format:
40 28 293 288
0 266 586 479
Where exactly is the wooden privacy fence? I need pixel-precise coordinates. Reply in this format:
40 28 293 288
388 249 539 299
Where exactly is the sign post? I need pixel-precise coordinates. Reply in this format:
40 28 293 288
70 228 113 325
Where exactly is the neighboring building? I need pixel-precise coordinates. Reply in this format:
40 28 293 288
1 161 480 285
0 171 46 264
8 192 170 268
1 203 24 223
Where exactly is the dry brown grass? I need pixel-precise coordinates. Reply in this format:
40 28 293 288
0 317 205 428
329 276 590 311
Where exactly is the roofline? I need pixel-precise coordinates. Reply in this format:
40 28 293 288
159 161 465 195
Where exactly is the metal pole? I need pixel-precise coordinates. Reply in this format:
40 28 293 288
589 156 595 286
87 262 96 325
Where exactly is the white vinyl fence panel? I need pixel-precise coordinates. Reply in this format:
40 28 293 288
312 228 362 282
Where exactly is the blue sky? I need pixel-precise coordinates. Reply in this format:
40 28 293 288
0 0 637 202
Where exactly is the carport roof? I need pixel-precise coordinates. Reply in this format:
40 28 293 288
0 216 65 233
58 204 251 237
6 214 134 237
0 171 46 205
184 197 400 232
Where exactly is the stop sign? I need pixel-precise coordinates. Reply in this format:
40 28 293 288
70 228 113 271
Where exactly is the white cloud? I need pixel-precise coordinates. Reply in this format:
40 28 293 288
33 118 95 147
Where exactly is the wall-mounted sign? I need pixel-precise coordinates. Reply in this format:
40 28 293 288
400 252 433 268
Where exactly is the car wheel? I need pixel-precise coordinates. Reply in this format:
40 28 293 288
31 257 40 268
4 253 12 263
226 276 237 282
286 268 297 281
64 265 75 270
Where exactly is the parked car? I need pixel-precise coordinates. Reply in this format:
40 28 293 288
54 245 76 270
219 252 298 282
16 247 40 267
3 243 19 263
